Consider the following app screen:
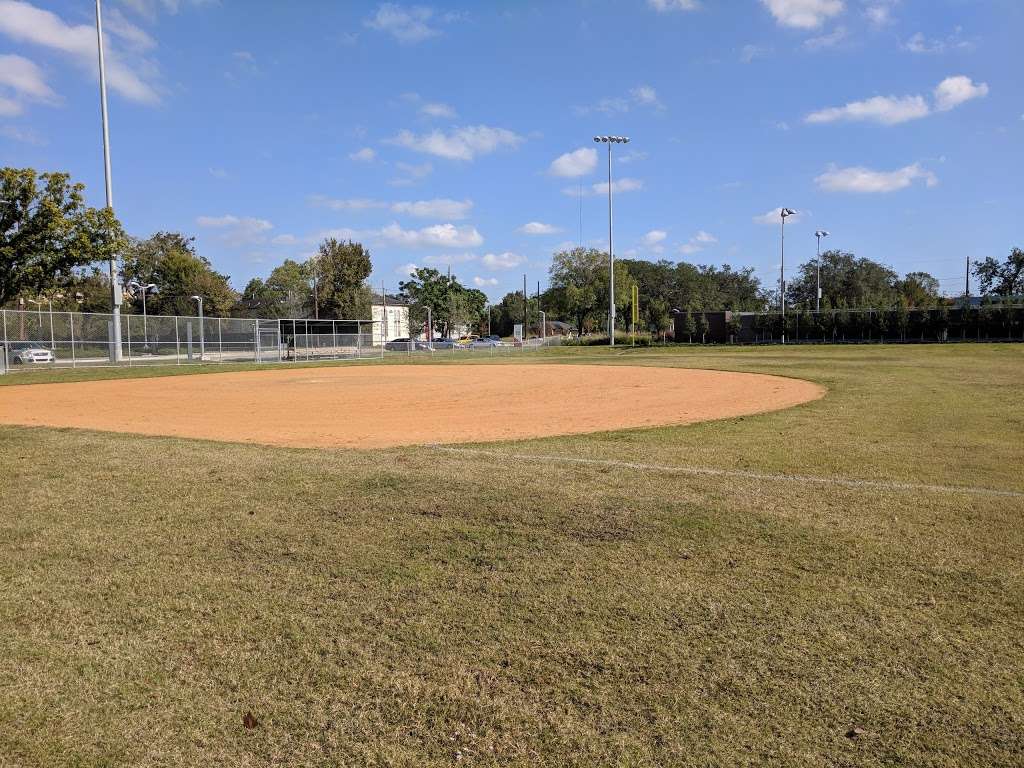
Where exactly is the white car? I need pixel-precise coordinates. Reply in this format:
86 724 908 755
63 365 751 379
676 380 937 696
11 345 56 365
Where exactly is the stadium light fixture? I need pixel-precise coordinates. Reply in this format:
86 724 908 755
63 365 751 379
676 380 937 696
779 208 796 344
592 134 632 345
815 230 830 313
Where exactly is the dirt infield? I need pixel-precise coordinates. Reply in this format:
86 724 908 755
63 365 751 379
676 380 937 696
0 364 824 449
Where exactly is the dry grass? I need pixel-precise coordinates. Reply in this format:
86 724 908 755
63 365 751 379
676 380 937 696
1 344 1022 766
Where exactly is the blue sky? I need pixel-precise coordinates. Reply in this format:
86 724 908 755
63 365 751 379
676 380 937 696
1 0 1020 300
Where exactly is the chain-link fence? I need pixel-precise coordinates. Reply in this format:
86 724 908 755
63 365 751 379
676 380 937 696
0 310 382 373
380 336 561 358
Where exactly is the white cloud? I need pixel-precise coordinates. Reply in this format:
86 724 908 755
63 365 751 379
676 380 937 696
740 44 769 63
208 167 228 179
677 230 717 255
933 75 989 112
814 162 938 193
473 276 499 287
642 230 668 246
647 0 699 10
754 208 803 225
760 0 845 29
806 94 929 125
309 196 389 212
349 147 377 162
863 3 895 27
586 178 644 196
308 195 472 220
420 101 456 119
549 147 598 178
197 214 274 246
519 222 561 235
423 252 477 265
271 234 298 246
631 84 663 109
388 125 523 161
803 26 847 50
396 262 419 276
0 0 160 104
117 0 213 22
380 222 483 249
0 124 46 143
581 84 665 115
481 252 525 270
618 150 648 164
105 8 157 52
0 53 58 115
806 75 989 125
391 198 473 219
390 161 433 186
364 3 440 43
904 28 972 55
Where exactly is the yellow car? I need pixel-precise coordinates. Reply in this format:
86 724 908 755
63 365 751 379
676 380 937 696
455 335 478 346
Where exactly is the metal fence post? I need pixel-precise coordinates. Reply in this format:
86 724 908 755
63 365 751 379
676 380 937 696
1 310 7 375
218 317 223 363
175 317 180 365
126 313 133 366
69 311 76 368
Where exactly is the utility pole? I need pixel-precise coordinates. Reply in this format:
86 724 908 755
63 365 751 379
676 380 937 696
95 0 122 361
965 255 971 302
523 273 528 340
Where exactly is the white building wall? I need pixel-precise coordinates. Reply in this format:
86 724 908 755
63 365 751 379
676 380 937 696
372 303 410 345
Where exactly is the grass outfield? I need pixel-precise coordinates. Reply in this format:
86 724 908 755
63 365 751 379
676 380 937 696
1 345 1022 766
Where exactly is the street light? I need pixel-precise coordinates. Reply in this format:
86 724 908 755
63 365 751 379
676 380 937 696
190 295 204 360
814 230 830 313
129 281 157 352
593 134 630 346
780 208 796 344
27 299 42 340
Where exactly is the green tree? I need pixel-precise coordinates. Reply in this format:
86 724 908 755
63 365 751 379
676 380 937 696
236 260 311 318
311 239 373 320
399 267 482 338
678 310 697 343
122 232 238 316
973 248 1024 297
726 313 743 343
897 272 940 307
695 312 709 343
1 167 126 307
788 250 899 310
549 247 605 333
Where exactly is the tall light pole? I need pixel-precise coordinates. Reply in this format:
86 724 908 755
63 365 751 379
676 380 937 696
814 230 829 313
191 295 204 360
95 0 122 361
594 135 630 346
130 281 157 351
780 208 796 344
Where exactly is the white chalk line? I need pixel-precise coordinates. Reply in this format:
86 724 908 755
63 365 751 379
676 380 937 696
429 446 1024 500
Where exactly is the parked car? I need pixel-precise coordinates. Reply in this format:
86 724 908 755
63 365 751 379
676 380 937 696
471 337 500 348
384 338 414 351
10 344 56 365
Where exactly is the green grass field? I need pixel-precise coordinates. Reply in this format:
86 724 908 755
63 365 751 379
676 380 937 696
1 345 1022 767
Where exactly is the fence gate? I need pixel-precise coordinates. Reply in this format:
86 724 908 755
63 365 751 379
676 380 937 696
257 319 281 363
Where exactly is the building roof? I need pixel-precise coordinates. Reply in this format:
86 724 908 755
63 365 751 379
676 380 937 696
371 293 409 307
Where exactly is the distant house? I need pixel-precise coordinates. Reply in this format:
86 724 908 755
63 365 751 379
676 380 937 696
371 293 410 345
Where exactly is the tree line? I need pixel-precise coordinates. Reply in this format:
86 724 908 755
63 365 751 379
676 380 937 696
3 167 1022 338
